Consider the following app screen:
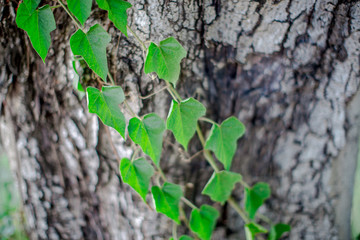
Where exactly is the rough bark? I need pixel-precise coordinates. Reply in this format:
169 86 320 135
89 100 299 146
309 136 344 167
1 0 360 239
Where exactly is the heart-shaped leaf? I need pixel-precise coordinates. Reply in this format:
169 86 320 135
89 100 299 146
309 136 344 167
245 222 268 240
95 0 132 36
205 116 245 170
87 86 126 138
151 182 183 224
70 24 111 81
189 205 219 240
128 113 165 166
244 182 271 220
144 37 187 86
268 223 291 240
167 98 206 150
16 4 56 62
120 157 154 202
202 170 242 204
67 0 93 25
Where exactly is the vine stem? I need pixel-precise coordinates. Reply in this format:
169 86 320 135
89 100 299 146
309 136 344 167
57 1 200 229
60 0 255 228
155 173 162 187
258 213 272 224
203 149 220 173
172 222 178 240
181 197 198 210
199 117 217 125
153 163 197 213
180 208 190 229
59 0 117 86
127 26 147 51
57 0 82 30
186 149 203 162
163 83 223 175
228 197 250 224
59 0 136 122
239 178 250 189
139 86 168 99
105 72 199 228
104 126 121 164
123 100 140 119
50 5 61 9
130 148 140 163
167 82 182 101
166 81 260 226
107 72 115 85
156 165 167 182
195 125 220 173
165 82 180 102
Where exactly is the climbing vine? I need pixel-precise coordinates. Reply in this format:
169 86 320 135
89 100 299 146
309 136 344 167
16 0 291 239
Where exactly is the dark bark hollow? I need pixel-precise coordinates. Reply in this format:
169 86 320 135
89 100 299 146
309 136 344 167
1 0 360 239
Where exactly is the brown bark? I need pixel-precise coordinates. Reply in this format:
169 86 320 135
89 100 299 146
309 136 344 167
1 0 360 239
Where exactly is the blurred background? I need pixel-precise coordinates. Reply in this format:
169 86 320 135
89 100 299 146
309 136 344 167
0 146 27 240
1 0 360 239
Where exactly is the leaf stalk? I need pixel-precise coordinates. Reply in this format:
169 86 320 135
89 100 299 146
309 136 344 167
57 0 82 30
127 26 147 51
123 100 140 119
172 222 178 240
181 197 198 210
140 86 168 99
228 197 250 224
50 5 61 9
199 117 217 125
107 72 115 85
130 148 140 163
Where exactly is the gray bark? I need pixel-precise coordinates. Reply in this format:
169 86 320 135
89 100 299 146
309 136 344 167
1 0 360 239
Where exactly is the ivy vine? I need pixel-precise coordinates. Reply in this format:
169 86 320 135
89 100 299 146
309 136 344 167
15 1 291 239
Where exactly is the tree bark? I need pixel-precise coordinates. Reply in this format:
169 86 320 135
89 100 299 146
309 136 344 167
1 0 359 239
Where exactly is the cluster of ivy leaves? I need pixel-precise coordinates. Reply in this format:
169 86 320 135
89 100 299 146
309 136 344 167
15 0 291 239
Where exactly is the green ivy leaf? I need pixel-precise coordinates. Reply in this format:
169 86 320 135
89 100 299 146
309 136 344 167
189 205 219 240
70 24 111 81
67 0 93 25
244 182 271 220
23 0 40 12
120 157 154 202
245 222 268 240
144 37 187 86
166 98 206 150
151 182 183 224
95 0 132 36
128 113 165 166
87 86 126 139
16 4 56 62
202 170 242 204
268 223 291 240
205 116 245 170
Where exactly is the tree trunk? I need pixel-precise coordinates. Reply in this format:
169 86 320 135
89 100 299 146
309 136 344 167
1 0 359 239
